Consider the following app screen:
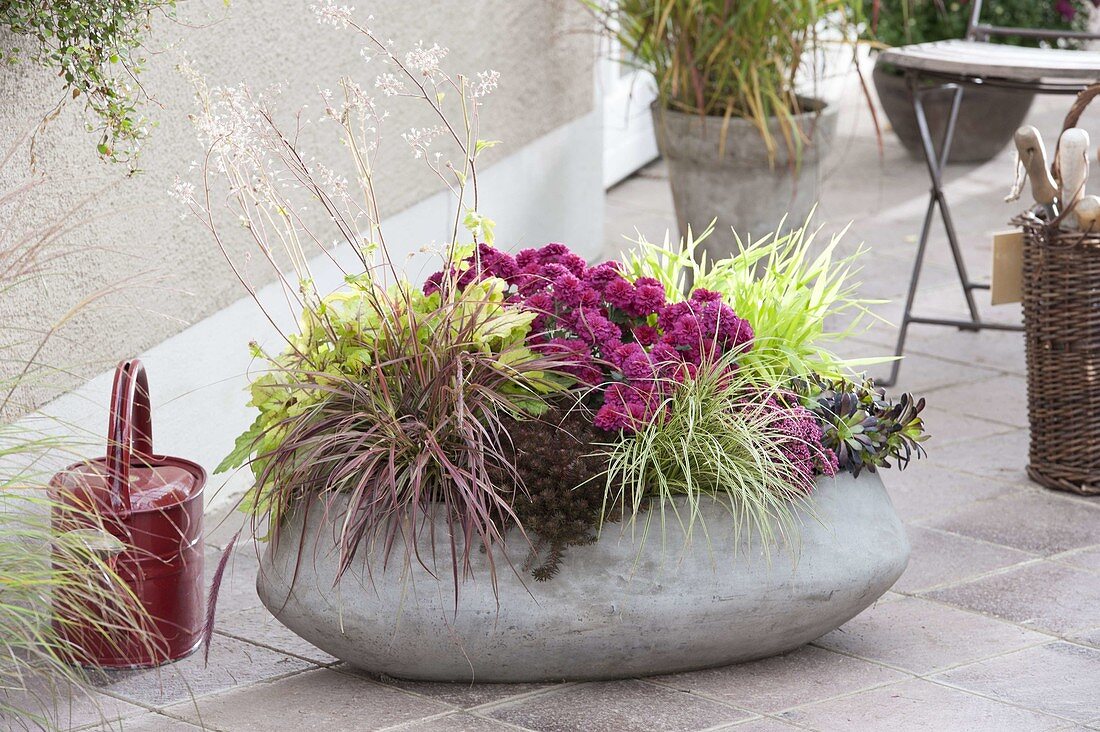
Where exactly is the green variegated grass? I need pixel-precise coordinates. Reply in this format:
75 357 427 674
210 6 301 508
620 216 890 387
1 480 156 728
601 350 816 558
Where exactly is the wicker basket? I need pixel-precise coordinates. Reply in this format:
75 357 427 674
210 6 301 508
1021 85 1100 496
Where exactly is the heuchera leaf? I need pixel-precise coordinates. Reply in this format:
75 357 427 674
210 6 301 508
214 415 264 474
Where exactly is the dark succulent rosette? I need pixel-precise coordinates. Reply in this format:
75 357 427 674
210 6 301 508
794 376 928 477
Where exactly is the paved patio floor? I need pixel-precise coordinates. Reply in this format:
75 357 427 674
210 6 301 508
44 88 1100 731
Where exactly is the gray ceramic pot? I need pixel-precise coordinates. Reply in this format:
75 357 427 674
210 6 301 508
653 100 837 262
256 471 908 683
872 57 1034 164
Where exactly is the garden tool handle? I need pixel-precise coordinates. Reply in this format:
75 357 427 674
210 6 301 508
105 359 153 517
1052 84 1100 183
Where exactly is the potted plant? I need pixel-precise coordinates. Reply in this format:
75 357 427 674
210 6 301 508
585 0 853 258
863 0 1093 164
182 8 926 683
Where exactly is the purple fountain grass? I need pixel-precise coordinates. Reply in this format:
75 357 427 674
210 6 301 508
244 284 583 598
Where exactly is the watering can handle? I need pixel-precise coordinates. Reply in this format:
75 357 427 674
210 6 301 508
105 359 153 517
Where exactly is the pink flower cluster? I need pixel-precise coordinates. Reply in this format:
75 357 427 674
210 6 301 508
427 243 761 432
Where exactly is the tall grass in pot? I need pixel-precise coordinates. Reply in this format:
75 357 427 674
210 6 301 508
586 0 859 252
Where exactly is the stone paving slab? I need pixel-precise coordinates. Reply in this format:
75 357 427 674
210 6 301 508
920 490 1100 557
112 714 204 731
652 645 907 715
813 596 1049 675
1055 546 1100 578
383 712 533 731
484 680 752 732
778 677 1066 730
162 668 457 732
933 642 1100 724
901 403 1011 444
923 437 1031 486
923 560 1100 636
891 524 1033 594
880 461 1024 524
88 635 315 711
1 679 145 732
338 667 560 711
213 606 338 666
1066 627 1100 650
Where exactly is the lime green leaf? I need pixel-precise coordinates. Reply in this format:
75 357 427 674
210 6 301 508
474 139 502 156
215 415 265 474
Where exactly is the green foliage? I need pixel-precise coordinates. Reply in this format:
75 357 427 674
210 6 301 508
795 376 928 476
620 217 888 387
219 276 551 487
0 0 176 164
219 276 579 584
585 0 859 160
861 0 1088 48
602 351 815 554
1 489 157 726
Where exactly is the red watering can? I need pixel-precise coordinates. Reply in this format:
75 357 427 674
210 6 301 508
50 359 205 668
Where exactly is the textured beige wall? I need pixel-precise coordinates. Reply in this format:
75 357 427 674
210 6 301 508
0 0 595 413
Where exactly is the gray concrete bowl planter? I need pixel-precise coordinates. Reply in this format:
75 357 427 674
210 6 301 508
255 470 908 683
653 99 837 261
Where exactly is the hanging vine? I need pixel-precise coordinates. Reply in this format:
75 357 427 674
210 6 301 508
0 0 178 167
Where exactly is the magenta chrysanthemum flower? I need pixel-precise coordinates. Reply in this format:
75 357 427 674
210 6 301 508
584 261 624 293
611 342 655 380
423 269 445 296
594 381 659 431
603 277 636 312
424 244 846 480
552 273 586 308
473 242 518 280
633 324 659 346
633 277 667 315
538 337 602 385
566 307 621 352
690 288 722 303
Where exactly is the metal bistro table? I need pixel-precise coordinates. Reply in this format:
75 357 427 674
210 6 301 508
876 0 1100 386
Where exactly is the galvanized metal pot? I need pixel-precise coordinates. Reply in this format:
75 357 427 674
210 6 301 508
50 360 205 668
256 471 908 682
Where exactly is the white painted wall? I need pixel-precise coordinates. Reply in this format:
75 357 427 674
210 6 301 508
0 0 597 416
